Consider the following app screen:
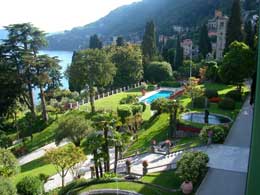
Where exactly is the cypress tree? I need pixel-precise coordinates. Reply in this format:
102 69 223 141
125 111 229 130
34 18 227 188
199 24 212 58
175 35 183 69
116 36 124 46
141 20 157 65
244 20 255 49
225 0 243 49
89 34 102 49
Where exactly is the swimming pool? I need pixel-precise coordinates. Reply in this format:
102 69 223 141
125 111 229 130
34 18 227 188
141 90 173 104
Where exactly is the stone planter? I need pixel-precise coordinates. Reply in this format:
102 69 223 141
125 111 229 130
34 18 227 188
181 181 193 194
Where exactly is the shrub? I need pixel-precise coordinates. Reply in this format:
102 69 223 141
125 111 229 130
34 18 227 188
218 98 235 110
139 102 147 112
225 90 242 101
117 105 132 123
150 98 168 114
204 89 218 99
199 125 227 144
147 84 156 91
17 176 43 195
131 104 143 115
0 131 12 148
0 148 20 177
176 152 209 184
159 81 181 88
193 96 207 109
120 95 138 104
0 177 17 195
145 61 173 83
58 178 87 195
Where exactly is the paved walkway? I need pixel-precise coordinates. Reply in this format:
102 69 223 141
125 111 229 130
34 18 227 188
197 98 253 195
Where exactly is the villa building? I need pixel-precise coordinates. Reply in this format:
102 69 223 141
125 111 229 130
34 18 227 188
181 39 193 59
207 10 229 60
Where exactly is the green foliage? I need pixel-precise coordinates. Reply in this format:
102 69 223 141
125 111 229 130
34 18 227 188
225 0 243 49
17 176 43 195
205 61 219 82
225 90 242 101
199 24 212 58
117 105 132 123
199 125 227 144
142 20 157 65
204 89 218 98
116 36 125 46
139 102 147 112
150 98 168 114
0 177 17 195
58 178 87 195
193 96 207 109
145 61 173 83
176 152 209 183
147 84 156 91
89 34 102 49
55 115 92 147
175 35 183 69
218 98 236 110
0 131 12 148
0 148 20 177
120 95 138 104
111 44 143 87
131 104 143 115
159 81 181 88
244 20 255 49
219 41 255 85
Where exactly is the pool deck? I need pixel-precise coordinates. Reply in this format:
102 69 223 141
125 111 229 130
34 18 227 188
138 87 183 102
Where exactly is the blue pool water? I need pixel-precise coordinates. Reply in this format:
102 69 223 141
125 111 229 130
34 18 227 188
142 90 173 104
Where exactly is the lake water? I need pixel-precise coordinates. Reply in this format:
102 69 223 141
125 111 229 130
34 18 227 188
34 50 73 103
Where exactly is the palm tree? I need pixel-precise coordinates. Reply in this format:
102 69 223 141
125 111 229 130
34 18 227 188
165 100 181 138
112 131 123 173
81 133 104 179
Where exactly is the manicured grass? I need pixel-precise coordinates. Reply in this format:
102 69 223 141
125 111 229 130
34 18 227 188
78 181 177 195
12 157 56 185
80 89 151 121
141 170 182 190
125 113 169 156
171 137 202 152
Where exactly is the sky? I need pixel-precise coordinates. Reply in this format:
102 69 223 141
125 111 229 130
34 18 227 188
0 0 141 33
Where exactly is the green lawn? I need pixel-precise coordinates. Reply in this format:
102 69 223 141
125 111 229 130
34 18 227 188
12 157 56 185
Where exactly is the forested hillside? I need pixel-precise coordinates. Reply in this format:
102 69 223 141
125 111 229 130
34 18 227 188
47 0 233 51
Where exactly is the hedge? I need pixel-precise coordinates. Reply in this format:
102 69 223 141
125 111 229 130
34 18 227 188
218 98 235 110
17 176 44 195
204 89 218 99
199 125 227 144
225 90 242 101
159 81 181 88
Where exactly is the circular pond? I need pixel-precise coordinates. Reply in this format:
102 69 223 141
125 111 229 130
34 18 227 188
81 189 142 195
181 112 232 125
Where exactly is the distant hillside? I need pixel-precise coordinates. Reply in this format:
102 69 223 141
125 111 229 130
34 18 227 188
46 0 233 51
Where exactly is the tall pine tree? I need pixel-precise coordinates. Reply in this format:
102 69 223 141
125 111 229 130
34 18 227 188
225 0 243 49
199 24 212 58
174 35 183 69
141 20 157 65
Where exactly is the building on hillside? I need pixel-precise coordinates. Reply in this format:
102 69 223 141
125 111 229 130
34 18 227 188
158 34 176 45
207 10 229 60
181 39 193 59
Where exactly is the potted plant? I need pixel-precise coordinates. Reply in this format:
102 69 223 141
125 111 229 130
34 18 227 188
142 160 148 176
125 159 131 174
181 181 193 194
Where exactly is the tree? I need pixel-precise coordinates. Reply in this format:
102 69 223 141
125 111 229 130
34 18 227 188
244 20 255 49
199 24 212 58
142 20 157 65
32 54 61 122
145 61 173 83
165 100 181 138
175 35 184 69
244 0 256 10
112 131 123 173
116 36 125 46
219 41 255 87
89 34 102 49
3 23 47 118
0 148 20 177
45 144 86 187
81 133 104 179
111 45 143 87
68 49 116 113
0 131 12 148
225 0 243 49
0 178 17 195
55 115 92 147
66 51 86 94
